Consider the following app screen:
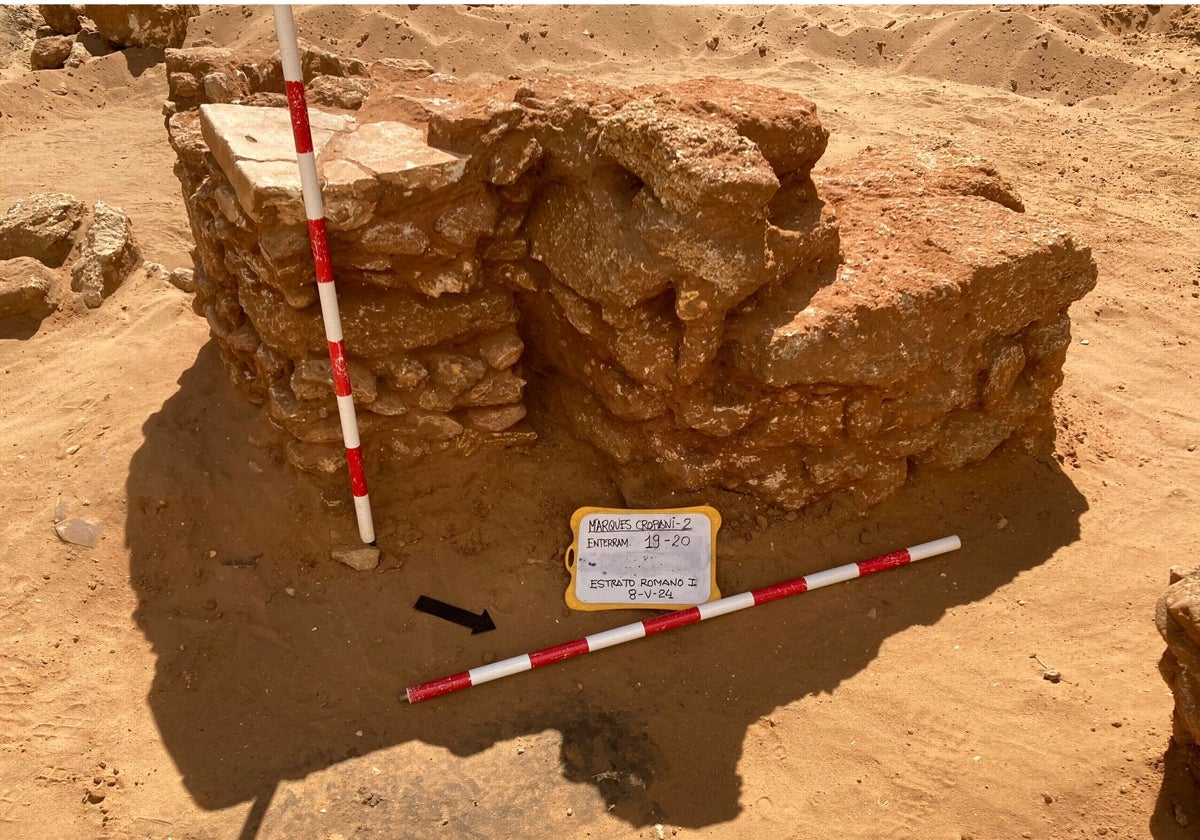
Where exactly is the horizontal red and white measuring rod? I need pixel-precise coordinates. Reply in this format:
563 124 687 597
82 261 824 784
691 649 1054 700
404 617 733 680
404 535 961 703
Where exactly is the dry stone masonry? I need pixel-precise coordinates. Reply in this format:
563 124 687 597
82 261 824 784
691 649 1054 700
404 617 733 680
165 46 1097 510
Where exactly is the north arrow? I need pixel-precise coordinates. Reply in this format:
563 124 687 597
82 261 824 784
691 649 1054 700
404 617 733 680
414 595 496 634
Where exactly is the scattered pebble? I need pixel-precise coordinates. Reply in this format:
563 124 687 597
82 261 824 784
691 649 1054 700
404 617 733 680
997 516 1008 530
1080 338 1090 345
331 545 381 571
284 587 295 596
1188 444 1196 452
1175 802 1189 827
55 518 100 547
65 444 80 455
206 550 216 558
1042 793 1053 804
566 807 573 817
706 35 719 50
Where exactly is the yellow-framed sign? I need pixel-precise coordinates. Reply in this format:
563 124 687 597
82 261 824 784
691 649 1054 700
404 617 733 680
564 505 722 611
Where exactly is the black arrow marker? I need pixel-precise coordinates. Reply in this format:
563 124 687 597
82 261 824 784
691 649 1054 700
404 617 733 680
414 595 496 634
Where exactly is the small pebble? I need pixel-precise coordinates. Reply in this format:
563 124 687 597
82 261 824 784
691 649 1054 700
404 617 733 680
284 587 295 596
65 444 80 455
1080 338 1090 345
1188 444 1196 452
566 807 573 817
997 516 1008 530
1042 793 1053 804
206 550 216 558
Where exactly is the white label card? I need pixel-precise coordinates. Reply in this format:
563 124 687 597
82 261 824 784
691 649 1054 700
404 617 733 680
565 507 721 610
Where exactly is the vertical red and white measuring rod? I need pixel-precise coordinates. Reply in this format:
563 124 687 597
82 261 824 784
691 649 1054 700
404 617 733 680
405 535 962 703
272 4 375 543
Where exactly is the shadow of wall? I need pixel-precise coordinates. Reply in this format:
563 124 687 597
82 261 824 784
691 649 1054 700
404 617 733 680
127 341 1088 832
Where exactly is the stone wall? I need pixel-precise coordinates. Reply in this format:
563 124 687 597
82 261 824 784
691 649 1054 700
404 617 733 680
164 46 1097 510
1158 569 1200 784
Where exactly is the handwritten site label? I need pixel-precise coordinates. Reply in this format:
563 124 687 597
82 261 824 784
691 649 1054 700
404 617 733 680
565 506 721 611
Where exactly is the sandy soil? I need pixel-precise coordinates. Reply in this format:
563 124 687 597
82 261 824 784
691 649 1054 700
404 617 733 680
1 4 1198 839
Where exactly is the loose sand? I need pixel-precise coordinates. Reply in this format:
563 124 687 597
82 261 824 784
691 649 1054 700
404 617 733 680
1 5 1198 839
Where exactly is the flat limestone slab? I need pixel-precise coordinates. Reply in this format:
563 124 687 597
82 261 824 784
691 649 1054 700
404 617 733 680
199 104 355 223
326 121 468 192
199 105 469 225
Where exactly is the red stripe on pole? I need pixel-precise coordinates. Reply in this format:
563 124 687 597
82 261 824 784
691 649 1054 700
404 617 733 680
857 549 911 576
751 578 808 606
529 638 591 668
306 219 333 280
407 671 471 704
328 340 352 396
285 80 313 154
345 446 368 497
643 606 701 635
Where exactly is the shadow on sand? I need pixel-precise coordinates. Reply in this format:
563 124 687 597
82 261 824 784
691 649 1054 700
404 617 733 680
127 341 1089 835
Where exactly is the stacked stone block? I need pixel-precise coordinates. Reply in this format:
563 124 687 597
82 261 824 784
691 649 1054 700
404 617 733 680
165 51 1097 509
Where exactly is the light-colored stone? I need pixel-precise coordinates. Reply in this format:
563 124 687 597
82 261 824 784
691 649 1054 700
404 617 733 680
331 544 380 571
325 121 468 192
84 4 198 49
31 36 73 71
63 40 90 69
70 201 141 308
0 257 57 320
466 404 527 432
55 517 100 547
0 193 85 266
198 104 355 223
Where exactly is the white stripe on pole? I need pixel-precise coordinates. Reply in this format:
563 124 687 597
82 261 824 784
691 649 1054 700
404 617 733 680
908 535 962 561
471 654 533 685
585 623 647 651
803 565 863 591
336 394 360 448
316 282 344 342
697 592 756 620
273 6 303 81
297 153 324 220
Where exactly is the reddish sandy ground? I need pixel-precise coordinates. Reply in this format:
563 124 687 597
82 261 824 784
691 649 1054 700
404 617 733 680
1 5 1198 839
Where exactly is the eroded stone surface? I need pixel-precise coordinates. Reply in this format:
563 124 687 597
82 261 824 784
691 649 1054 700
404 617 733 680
0 257 58 320
84 4 198 49
39 4 83 35
1158 569 1200 785
0 193 86 266
31 35 73 70
167 58 1095 509
70 201 141 308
